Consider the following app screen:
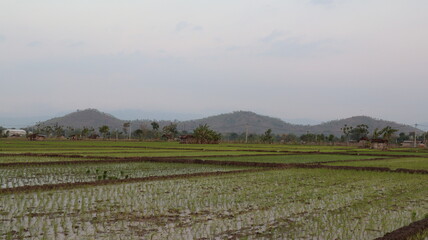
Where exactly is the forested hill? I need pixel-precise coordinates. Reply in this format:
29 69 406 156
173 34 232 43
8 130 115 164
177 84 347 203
307 116 420 136
35 109 421 136
178 111 308 135
36 109 124 130
179 112 420 135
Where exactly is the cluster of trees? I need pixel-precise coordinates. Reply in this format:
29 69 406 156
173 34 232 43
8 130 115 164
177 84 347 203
221 131 339 144
222 125 425 145
0 126 6 137
396 132 428 143
341 124 399 142
193 124 221 144
97 122 180 140
30 123 97 139
26 121 181 140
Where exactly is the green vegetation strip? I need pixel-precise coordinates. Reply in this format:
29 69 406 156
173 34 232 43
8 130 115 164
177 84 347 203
1 169 426 239
1 154 427 175
3 139 428 156
82 151 285 157
200 154 387 164
324 158 428 171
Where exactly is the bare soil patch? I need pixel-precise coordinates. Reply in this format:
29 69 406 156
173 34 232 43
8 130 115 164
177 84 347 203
375 217 428 240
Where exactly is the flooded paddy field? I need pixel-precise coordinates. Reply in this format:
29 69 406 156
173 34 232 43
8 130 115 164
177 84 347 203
1 139 427 239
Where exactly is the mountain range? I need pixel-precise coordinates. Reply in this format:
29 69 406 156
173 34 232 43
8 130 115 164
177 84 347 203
33 109 422 136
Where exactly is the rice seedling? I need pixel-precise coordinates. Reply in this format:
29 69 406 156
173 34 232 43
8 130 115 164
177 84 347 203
0 168 426 239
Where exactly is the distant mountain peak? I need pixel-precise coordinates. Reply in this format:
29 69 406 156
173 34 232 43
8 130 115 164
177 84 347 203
38 108 123 130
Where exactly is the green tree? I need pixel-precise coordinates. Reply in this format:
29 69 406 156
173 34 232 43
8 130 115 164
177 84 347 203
151 121 159 131
193 124 221 144
349 124 369 141
372 128 381 139
260 129 274 143
379 126 398 142
162 123 178 140
396 132 410 144
0 126 5 138
282 133 298 143
99 125 110 139
150 121 160 139
341 124 353 144
42 125 53 137
81 127 90 138
53 123 64 138
228 132 239 142
300 133 317 143
134 129 144 140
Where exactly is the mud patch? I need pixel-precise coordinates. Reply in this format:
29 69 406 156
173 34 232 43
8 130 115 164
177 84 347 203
374 217 428 240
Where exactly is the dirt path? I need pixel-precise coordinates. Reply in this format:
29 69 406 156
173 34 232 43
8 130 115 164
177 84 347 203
374 217 428 240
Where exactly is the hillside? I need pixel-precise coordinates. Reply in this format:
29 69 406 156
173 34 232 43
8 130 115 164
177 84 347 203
37 109 125 130
178 111 307 134
307 116 421 136
179 112 420 135
35 109 422 136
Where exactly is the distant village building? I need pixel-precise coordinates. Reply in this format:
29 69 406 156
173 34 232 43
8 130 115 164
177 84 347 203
371 139 389 150
88 134 100 139
358 137 371 148
401 140 425 148
69 135 81 140
27 134 47 141
401 140 414 147
2 129 27 137
179 135 196 144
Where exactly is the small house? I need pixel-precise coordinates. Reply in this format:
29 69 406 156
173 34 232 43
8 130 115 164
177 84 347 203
179 135 196 144
27 134 47 141
2 129 27 137
401 140 425 148
88 134 100 139
401 140 415 147
371 139 388 150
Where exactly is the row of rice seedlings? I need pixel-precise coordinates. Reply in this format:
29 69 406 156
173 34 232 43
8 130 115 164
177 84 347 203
1 169 427 239
0 162 249 188
0 156 85 164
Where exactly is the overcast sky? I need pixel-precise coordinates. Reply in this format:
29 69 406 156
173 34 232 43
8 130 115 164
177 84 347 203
1 0 427 125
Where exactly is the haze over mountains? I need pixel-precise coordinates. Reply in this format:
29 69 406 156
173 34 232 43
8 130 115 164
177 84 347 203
33 109 421 136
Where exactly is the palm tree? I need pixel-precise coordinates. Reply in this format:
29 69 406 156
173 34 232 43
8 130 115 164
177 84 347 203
380 126 398 142
372 128 381 139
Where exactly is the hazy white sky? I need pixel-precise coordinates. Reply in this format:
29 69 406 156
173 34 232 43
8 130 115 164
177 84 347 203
1 0 428 124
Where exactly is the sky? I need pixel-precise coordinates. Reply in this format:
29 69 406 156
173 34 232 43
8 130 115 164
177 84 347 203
1 0 428 127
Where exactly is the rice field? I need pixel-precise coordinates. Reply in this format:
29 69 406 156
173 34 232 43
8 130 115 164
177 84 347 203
0 139 427 239
325 157 428 170
0 161 251 189
199 154 387 164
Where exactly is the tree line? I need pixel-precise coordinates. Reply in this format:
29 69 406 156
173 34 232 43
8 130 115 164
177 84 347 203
2 123 426 145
